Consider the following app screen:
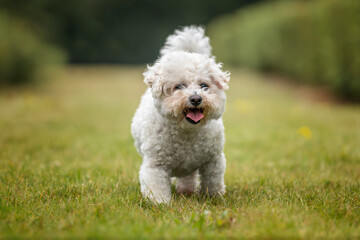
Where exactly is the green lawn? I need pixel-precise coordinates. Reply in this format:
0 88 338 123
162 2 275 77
1 66 359 239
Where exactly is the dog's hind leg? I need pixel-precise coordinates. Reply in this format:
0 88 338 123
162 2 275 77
176 170 199 195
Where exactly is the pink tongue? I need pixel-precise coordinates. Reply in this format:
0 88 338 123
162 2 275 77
186 110 204 123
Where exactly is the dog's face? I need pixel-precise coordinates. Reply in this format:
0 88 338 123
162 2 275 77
144 52 230 128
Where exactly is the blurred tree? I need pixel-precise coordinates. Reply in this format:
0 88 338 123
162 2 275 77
0 13 65 85
208 0 360 101
0 0 263 63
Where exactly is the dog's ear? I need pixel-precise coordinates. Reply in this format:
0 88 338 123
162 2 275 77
209 60 230 90
143 63 164 98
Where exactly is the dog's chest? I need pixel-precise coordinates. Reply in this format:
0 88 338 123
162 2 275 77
163 131 215 177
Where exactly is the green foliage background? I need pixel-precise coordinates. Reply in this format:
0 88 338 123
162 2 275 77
0 13 65 85
0 0 261 85
1 0 359 100
208 0 360 100
0 0 261 63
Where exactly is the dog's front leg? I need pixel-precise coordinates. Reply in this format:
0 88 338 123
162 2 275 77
139 163 171 204
199 153 226 196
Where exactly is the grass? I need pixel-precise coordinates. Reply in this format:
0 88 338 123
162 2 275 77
0 66 359 239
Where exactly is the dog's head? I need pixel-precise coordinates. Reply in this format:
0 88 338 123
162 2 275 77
144 51 230 128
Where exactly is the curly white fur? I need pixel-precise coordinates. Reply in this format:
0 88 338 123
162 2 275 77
131 26 230 204
160 26 212 57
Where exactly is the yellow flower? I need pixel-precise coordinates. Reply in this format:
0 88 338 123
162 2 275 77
298 126 312 140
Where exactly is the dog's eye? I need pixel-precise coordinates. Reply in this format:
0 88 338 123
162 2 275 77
174 84 186 90
200 83 209 91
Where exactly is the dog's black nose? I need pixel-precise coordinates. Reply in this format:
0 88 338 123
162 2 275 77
189 95 202 106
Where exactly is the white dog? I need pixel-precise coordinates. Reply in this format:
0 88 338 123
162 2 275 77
131 26 230 204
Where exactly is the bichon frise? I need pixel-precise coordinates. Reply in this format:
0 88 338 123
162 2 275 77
131 26 230 204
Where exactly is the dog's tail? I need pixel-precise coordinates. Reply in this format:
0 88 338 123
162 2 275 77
160 26 212 57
